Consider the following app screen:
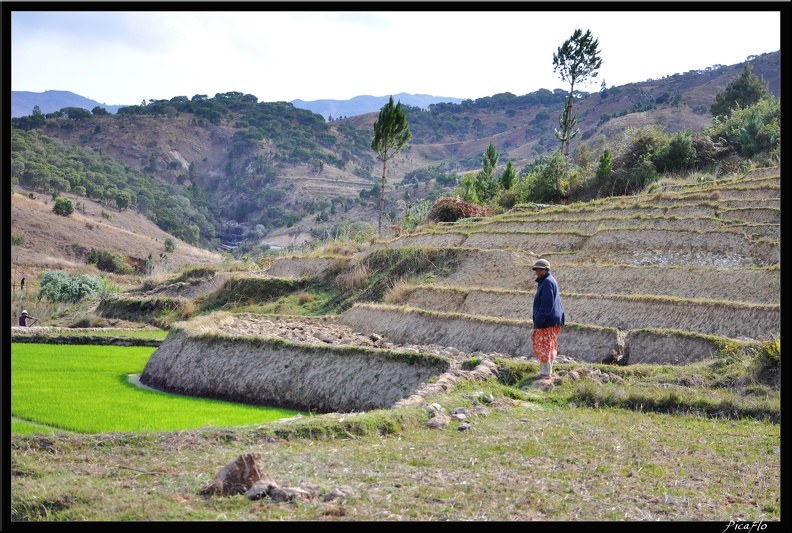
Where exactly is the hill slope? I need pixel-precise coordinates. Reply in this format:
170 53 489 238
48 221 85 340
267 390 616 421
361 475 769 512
11 184 223 277
10 51 780 265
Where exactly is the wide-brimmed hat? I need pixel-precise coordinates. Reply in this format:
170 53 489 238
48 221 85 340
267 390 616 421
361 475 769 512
21 310 28 315
531 259 550 270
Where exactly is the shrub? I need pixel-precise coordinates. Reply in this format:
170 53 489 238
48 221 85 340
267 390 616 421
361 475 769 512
705 98 779 160
652 130 696 173
93 249 135 275
495 189 518 210
11 234 24 246
400 200 432 231
595 149 613 185
514 150 569 203
52 197 74 217
38 270 105 303
738 108 777 157
752 335 780 385
710 62 771 119
164 238 177 253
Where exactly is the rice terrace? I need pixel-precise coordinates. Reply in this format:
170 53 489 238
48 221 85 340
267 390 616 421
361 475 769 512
10 166 780 521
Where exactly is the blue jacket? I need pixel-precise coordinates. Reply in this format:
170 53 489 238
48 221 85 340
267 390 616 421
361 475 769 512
532 271 565 329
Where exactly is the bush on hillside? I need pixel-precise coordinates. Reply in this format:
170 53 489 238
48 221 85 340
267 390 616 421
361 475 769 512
52 196 74 217
706 98 779 160
38 270 104 303
87 249 135 275
652 130 696 173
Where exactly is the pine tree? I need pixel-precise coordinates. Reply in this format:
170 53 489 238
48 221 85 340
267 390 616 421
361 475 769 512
710 62 772 118
371 96 412 235
553 28 602 156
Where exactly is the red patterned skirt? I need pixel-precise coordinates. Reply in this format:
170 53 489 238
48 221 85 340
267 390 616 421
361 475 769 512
531 325 562 363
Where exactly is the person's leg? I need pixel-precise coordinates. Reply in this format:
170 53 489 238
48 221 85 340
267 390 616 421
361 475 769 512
532 328 552 377
547 325 562 375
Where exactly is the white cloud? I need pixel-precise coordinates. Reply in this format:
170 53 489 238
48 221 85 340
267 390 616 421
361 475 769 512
11 9 780 105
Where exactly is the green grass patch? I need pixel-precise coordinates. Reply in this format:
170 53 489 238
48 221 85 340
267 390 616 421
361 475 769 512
197 276 307 313
10 395 780 521
11 343 305 433
14 328 168 341
253 286 341 316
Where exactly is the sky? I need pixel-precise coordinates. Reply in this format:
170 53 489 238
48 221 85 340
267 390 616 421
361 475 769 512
10 8 782 107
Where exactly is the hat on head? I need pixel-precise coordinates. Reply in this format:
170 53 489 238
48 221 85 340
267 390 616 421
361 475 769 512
21 310 28 315
531 259 550 270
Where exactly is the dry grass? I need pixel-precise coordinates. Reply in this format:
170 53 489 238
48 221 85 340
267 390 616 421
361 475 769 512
297 291 316 305
334 262 370 293
310 240 371 257
383 277 414 304
10 187 222 280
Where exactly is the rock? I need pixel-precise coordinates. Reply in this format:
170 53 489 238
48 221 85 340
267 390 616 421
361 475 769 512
474 404 490 417
450 407 469 421
458 422 471 431
321 486 355 502
200 452 269 496
245 480 278 501
428 402 445 413
269 486 315 503
425 412 450 430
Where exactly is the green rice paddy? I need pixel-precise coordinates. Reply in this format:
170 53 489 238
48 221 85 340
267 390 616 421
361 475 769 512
11 343 305 434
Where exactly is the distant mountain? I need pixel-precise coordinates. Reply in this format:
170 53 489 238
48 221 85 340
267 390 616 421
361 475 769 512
11 90 130 118
11 90 464 121
290 93 466 120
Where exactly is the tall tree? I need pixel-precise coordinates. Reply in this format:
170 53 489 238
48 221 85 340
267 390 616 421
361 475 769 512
552 28 602 156
30 105 46 128
499 159 516 190
479 142 500 199
482 142 499 180
371 96 411 235
554 100 580 154
710 61 771 118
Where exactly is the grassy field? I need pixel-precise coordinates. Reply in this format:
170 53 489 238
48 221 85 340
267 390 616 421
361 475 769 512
10 383 780 521
10 343 305 434
9 340 781 521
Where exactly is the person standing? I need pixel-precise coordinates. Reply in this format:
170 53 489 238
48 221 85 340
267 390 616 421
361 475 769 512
19 310 38 327
531 259 565 379
20 276 26 290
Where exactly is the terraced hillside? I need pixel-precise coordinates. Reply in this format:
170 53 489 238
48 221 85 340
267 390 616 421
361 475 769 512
141 167 780 411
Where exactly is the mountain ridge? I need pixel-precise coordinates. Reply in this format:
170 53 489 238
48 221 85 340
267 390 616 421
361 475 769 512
290 93 466 120
11 90 129 117
11 90 466 120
